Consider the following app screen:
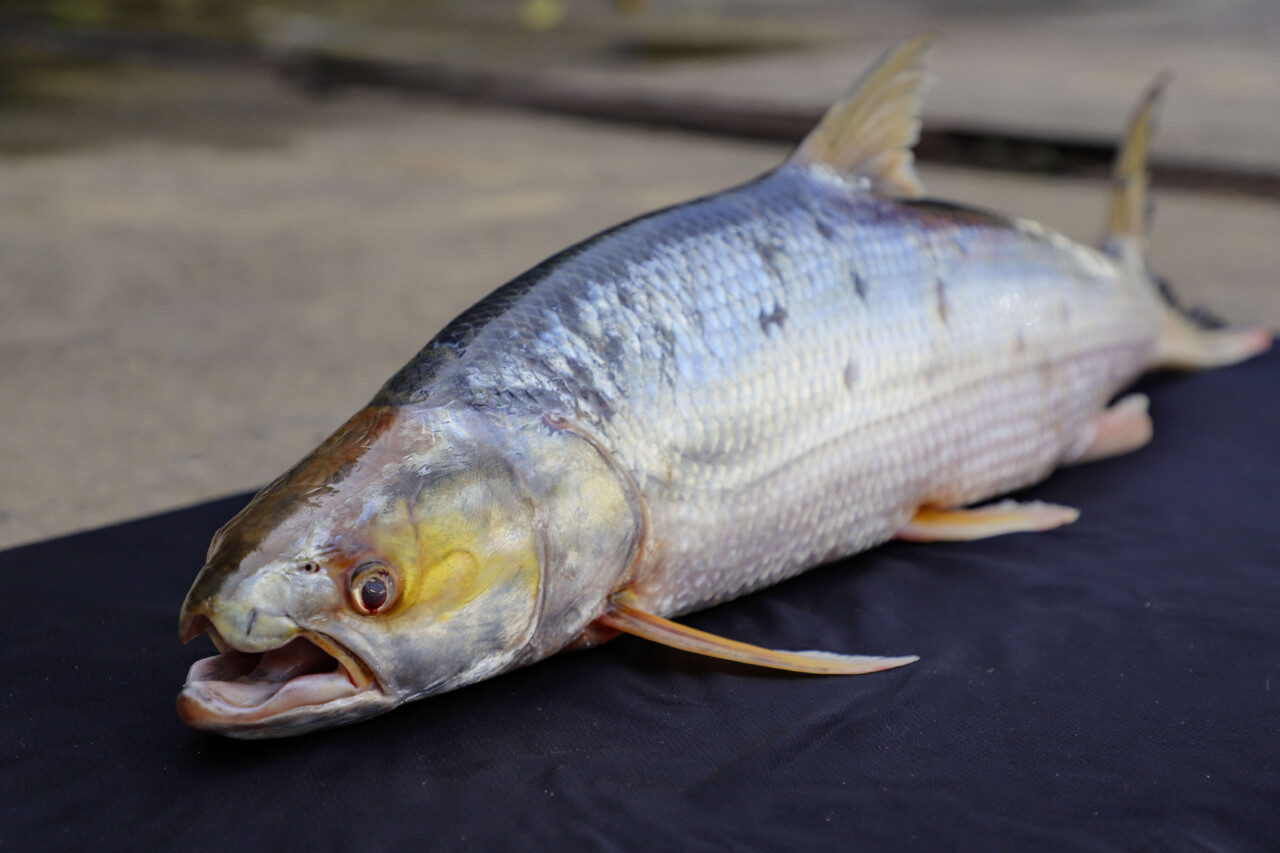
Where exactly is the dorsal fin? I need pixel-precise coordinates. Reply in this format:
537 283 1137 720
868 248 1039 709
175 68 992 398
1101 73 1171 262
788 32 938 197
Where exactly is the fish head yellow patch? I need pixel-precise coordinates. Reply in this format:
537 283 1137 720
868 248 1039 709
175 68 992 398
325 438 542 701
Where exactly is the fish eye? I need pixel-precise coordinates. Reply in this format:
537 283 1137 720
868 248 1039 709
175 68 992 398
350 562 397 616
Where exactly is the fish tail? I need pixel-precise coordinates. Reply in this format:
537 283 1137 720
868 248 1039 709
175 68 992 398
1105 77 1275 368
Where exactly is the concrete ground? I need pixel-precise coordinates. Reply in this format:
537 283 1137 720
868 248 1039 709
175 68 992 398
1 59 1277 550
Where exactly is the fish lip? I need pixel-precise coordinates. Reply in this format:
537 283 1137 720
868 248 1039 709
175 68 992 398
177 621 384 732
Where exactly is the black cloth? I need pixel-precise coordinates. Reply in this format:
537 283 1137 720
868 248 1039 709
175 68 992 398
4 353 1279 851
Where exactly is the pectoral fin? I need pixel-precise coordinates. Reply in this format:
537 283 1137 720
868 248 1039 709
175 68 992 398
897 500 1079 542
598 592 917 675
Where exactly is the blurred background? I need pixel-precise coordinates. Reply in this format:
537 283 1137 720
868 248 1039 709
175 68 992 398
1 0 1277 549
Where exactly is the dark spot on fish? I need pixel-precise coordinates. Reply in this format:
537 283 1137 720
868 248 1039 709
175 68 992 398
843 360 858 390
615 285 633 311
578 388 614 421
246 609 258 637
562 355 595 390
652 320 678 360
852 271 868 300
759 305 788 334
602 332 626 367
756 240 785 282
554 294 581 326
815 218 837 242
935 277 950 325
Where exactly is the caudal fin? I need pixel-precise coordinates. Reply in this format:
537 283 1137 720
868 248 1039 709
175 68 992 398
788 32 937 198
1101 77 1272 369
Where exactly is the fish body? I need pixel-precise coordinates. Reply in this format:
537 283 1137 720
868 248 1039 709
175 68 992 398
383 168 1157 620
177 36 1269 737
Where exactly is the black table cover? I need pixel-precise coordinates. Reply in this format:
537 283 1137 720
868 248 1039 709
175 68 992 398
4 352 1278 851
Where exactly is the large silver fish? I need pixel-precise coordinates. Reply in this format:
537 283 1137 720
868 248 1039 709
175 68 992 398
177 35 1270 737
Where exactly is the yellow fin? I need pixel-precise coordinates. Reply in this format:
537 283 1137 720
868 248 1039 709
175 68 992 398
896 500 1080 542
598 593 917 675
1102 73 1171 259
789 32 938 197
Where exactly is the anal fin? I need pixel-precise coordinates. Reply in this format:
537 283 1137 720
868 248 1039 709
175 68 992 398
1066 393 1153 464
897 500 1079 542
597 593 916 676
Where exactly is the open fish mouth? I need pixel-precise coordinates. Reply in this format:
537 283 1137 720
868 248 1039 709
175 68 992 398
177 618 380 731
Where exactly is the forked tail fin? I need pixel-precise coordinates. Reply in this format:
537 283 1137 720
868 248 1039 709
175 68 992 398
1103 77 1274 368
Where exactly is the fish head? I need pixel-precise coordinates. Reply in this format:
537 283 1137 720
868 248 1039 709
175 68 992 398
177 405 543 738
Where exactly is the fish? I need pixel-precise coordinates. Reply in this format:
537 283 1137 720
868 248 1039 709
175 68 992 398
176 34 1271 738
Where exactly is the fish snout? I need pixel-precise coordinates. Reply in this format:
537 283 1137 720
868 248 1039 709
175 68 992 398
178 562 304 651
180 595 301 652
209 604 301 652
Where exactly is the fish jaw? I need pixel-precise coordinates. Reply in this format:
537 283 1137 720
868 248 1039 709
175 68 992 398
177 577 395 738
177 623 395 738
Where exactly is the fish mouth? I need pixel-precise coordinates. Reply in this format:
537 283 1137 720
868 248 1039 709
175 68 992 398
177 617 383 735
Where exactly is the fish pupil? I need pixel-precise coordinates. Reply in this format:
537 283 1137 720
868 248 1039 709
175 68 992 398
361 577 388 612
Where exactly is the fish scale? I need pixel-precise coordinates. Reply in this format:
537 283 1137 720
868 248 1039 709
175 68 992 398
385 165 1161 616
